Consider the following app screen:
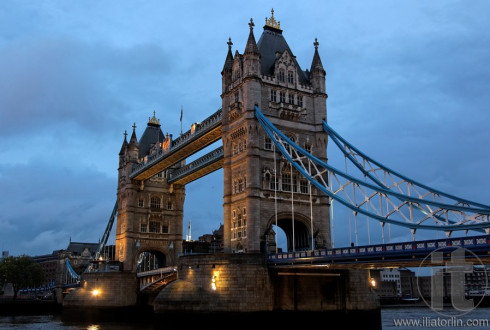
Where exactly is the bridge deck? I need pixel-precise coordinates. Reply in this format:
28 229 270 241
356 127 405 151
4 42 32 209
168 146 223 185
268 235 490 269
130 109 222 181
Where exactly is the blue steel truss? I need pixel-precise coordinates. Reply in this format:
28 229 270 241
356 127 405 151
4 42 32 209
65 259 81 281
255 106 490 234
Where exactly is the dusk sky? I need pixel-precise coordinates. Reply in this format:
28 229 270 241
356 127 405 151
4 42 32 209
1 1 489 256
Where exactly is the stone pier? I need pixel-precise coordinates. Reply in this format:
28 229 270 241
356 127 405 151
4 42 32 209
153 254 381 327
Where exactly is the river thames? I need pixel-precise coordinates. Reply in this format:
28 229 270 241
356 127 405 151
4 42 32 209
1 307 489 329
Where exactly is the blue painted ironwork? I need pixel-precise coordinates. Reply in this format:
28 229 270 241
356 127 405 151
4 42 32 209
323 121 490 211
268 235 490 266
65 258 81 281
255 105 490 232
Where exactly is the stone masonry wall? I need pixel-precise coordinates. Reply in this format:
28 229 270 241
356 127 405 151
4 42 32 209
63 272 137 308
154 254 274 313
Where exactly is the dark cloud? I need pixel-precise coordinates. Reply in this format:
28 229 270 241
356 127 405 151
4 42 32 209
0 158 115 255
1 1 489 255
0 37 176 139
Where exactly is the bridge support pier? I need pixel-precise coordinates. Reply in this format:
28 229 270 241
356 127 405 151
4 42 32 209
62 272 137 309
153 254 380 327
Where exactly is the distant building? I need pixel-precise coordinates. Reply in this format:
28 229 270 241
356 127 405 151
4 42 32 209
32 250 62 288
370 268 418 299
466 265 490 295
182 224 224 255
1 251 8 260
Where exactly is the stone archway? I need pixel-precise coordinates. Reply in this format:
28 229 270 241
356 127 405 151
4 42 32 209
136 250 167 272
266 212 313 252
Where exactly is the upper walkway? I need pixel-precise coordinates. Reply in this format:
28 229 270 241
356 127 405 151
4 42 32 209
130 108 223 181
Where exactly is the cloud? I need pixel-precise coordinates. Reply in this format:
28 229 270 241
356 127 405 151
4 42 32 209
0 37 177 139
0 158 115 255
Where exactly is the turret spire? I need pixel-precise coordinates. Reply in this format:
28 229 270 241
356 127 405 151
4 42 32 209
311 38 324 71
129 122 138 147
310 38 326 93
244 18 259 55
222 37 234 72
119 130 128 155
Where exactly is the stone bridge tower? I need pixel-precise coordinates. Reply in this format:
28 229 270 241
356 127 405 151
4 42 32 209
116 114 185 271
221 10 330 253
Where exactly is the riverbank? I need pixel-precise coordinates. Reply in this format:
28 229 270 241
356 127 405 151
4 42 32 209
0 299 61 315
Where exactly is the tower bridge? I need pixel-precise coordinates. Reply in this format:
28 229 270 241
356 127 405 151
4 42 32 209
62 10 490 326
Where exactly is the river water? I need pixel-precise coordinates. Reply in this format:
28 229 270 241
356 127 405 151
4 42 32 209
1 307 489 329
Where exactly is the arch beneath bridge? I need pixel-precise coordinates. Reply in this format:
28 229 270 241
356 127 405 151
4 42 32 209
136 250 167 273
265 212 314 252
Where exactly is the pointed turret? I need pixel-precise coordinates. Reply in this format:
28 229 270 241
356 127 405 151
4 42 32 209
243 18 260 77
221 38 234 93
310 38 326 93
119 130 128 156
244 19 259 55
127 123 139 162
129 123 138 147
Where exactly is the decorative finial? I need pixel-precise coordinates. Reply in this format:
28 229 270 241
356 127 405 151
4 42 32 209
148 111 161 126
227 37 233 50
132 122 137 131
265 8 281 30
123 130 128 139
249 18 254 30
314 38 319 50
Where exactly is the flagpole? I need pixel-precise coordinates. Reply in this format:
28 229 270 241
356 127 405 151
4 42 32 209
180 106 183 136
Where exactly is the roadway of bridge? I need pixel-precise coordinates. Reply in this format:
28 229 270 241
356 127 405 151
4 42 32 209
268 235 490 270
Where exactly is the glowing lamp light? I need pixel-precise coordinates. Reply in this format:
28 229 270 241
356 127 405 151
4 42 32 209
92 289 100 296
211 276 217 291
370 278 376 288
